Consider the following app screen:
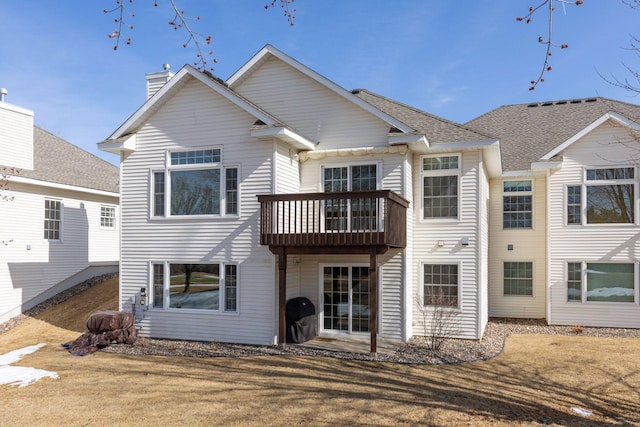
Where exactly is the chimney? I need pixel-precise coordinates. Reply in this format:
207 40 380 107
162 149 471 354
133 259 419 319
0 88 7 102
145 64 174 99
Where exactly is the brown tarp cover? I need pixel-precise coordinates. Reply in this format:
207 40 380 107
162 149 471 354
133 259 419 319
62 310 137 356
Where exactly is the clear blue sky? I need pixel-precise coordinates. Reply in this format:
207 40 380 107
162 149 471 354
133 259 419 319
1 1 638 165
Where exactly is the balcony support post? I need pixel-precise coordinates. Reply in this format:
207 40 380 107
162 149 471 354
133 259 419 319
278 247 287 348
369 247 378 354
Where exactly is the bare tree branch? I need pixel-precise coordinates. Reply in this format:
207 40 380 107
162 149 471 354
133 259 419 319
517 0 583 90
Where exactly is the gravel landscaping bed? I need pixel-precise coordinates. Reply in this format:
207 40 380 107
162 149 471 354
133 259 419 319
2 274 639 365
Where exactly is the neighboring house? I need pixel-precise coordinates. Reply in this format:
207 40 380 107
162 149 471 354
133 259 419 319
99 45 640 351
0 97 120 324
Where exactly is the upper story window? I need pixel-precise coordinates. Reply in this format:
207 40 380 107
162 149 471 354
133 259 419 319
100 205 116 228
44 199 62 241
422 154 460 220
503 180 532 229
153 148 238 218
322 163 378 231
566 167 635 225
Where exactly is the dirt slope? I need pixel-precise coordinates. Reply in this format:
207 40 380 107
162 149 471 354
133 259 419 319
33 276 119 333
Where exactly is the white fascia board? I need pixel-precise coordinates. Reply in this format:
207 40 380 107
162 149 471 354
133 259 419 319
0 101 34 117
429 139 499 152
11 176 119 199
108 65 277 140
501 170 534 178
250 126 316 151
531 160 562 171
98 133 136 154
541 111 640 160
227 45 415 133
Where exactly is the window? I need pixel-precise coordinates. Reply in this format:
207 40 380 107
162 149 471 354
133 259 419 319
503 180 532 229
423 264 459 307
503 262 533 296
422 155 459 219
151 262 238 312
100 205 116 228
153 149 238 217
567 262 635 303
567 167 635 225
322 164 378 231
44 199 61 241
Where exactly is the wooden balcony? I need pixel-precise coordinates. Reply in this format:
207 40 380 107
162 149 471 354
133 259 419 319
257 190 408 254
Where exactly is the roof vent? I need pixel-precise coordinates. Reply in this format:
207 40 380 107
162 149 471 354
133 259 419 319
541 102 553 106
585 98 597 103
351 89 362 94
527 103 539 108
555 100 567 105
0 88 7 102
570 99 582 104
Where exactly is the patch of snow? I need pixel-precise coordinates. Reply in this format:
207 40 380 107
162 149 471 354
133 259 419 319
586 287 634 298
0 343 58 388
571 407 593 417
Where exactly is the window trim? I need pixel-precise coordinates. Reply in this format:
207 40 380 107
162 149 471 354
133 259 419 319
420 261 462 310
502 179 533 230
502 261 534 297
100 205 117 229
149 261 239 314
565 261 637 304
566 166 637 226
150 148 240 219
44 198 63 242
420 153 461 221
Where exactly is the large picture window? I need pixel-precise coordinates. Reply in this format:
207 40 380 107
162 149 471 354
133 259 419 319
422 154 460 219
153 149 238 217
423 264 459 308
567 167 635 225
503 180 532 229
151 262 238 311
567 262 635 303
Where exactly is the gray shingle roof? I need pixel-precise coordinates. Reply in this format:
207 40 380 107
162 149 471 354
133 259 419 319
19 127 119 193
465 97 640 172
352 89 493 144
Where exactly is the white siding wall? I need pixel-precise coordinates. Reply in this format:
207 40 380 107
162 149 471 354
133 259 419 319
120 78 277 345
488 176 547 318
0 102 34 170
548 122 640 327
234 57 391 150
0 182 119 323
412 151 484 339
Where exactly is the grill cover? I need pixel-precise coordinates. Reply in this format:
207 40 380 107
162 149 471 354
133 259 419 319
286 297 317 344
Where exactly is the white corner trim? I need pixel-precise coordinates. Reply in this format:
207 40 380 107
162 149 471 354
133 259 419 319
541 111 640 160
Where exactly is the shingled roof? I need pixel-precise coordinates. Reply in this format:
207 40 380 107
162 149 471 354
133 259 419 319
19 127 119 193
352 89 493 144
465 97 640 172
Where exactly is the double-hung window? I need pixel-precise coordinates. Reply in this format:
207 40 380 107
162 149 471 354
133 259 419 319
44 199 62 241
567 262 635 303
100 205 116 228
153 148 238 217
503 180 532 229
567 167 635 225
423 264 459 308
422 154 460 219
503 261 533 296
152 262 238 312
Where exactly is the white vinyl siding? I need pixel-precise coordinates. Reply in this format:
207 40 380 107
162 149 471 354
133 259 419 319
412 151 484 339
0 102 34 170
548 122 640 328
119 78 276 345
488 176 547 318
0 182 119 323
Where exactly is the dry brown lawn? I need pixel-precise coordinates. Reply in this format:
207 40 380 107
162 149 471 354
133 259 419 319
0 278 639 426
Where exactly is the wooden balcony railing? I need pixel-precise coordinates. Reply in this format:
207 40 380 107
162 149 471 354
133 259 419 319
257 190 408 251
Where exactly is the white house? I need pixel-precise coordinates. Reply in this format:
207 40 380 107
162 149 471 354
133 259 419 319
0 96 120 324
100 45 640 350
